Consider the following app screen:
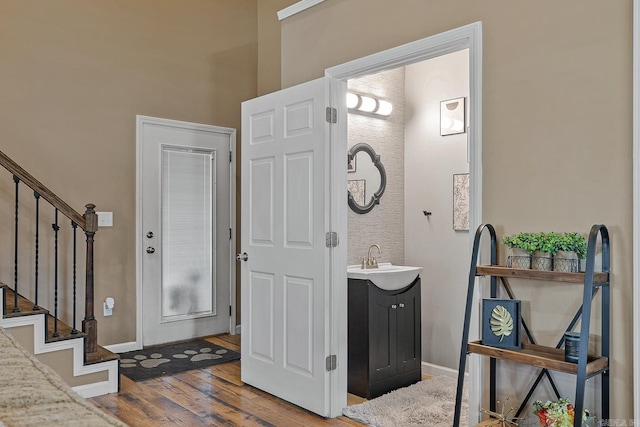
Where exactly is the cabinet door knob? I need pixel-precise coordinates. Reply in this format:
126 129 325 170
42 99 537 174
391 304 397 309
399 303 405 308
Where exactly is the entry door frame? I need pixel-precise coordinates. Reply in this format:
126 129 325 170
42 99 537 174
633 0 640 420
325 21 483 421
133 115 237 351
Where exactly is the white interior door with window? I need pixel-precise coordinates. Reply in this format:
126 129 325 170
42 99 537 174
138 116 234 346
240 77 338 417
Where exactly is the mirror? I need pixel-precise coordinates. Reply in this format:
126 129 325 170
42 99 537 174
347 143 386 214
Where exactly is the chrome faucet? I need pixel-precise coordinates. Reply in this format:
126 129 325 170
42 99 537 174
362 244 381 269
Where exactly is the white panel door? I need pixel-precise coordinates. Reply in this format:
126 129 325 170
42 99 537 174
139 116 234 346
240 78 331 416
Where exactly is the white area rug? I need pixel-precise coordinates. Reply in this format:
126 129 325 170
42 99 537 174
343 375 468 427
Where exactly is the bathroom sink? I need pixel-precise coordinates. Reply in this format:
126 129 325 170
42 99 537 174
347 262 423 291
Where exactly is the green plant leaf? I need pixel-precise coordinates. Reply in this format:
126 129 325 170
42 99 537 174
490 305 514 342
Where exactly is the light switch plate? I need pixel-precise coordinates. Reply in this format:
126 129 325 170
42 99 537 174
96 211 113 227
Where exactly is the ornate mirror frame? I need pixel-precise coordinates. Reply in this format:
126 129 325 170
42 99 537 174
347 143 386 214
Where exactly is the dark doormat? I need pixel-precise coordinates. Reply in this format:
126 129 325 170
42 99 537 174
119 339 240 381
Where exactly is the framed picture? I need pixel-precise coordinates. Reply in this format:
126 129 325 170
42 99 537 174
347 179 365 205
482 299 522 350
348 153 356 173
441 97 466 136
453 173 469 231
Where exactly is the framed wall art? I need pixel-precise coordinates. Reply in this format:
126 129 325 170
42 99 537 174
441 97 466 136
482 299 522 350
347 179 366 206
453 173 469 231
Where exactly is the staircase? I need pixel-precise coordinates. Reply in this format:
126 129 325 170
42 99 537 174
0 150 119 398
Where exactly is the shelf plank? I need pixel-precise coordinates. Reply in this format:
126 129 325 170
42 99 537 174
467 341 608 376
475 266 609 284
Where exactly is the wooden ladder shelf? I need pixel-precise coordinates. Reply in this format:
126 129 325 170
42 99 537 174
453 224 610 427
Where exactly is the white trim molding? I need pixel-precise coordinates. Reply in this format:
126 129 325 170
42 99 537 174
421 361 469 380
325 21 483 424
633 0 640 422
277 0 327 21
0 313 119 398
104 341 139 354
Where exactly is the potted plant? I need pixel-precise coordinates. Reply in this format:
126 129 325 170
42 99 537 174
531 232 561 271
533 397 596 427
503 232 537 269
554 232 587 273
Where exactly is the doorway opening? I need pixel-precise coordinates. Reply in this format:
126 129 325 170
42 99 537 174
326 22 483 419
345 47 470 379
134 116 237 349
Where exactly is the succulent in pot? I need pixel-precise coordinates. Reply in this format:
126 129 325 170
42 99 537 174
554 232 587 272
531 232 561 271
502 232 537 269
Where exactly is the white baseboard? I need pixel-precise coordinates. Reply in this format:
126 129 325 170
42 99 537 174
421 361 467 379
235 324 241 335
0 314 119 398
104 341 140 353
72 360 119 398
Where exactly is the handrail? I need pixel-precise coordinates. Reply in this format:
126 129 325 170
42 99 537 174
0 150 86 228
0 149 98 355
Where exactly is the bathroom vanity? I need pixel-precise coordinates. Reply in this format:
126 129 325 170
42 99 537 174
347 272 421 399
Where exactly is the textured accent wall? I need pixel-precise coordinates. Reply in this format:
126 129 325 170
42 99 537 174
347 68 405 266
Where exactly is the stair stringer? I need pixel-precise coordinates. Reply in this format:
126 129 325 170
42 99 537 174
0 293 118 398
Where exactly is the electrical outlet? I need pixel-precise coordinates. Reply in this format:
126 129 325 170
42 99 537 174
104 297 115 316
96 211 113 227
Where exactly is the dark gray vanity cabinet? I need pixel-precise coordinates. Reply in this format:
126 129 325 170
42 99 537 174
347 276 421 399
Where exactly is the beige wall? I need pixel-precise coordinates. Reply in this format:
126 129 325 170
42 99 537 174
257 0 299 96
279 0 633 418
0 0 258 345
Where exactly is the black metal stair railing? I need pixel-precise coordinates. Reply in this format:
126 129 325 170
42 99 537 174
12 175 19 314
0 150 98 355
34 191 41 311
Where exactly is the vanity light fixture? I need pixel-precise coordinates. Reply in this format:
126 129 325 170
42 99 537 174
346 92 393 117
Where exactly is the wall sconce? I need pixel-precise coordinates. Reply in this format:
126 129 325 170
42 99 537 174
347 92 393 116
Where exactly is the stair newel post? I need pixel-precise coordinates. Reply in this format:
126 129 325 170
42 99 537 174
83 203 98 354
12 175 19 313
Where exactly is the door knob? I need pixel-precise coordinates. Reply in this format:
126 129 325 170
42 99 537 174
236 252 248 262
146 246 155 254
391 304 397 309
146 231 154 238
399 303 405 308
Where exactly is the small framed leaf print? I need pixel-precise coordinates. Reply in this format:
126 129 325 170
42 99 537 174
482 299 522 350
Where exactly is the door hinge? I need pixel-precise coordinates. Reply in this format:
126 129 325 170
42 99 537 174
229 151 232 163
326 107 337 124
326 355 337 372
229 228 232 240
229 305 232 316
325 231 338 248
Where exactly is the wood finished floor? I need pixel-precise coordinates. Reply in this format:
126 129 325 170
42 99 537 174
89 334 366 427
